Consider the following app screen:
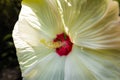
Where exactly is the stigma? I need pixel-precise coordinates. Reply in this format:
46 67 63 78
40 33 73 56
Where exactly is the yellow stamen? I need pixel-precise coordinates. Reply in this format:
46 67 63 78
40 39 62 48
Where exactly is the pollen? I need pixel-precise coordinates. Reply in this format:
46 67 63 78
40 39 62 48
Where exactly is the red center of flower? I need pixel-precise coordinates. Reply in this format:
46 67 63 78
54 33 73 56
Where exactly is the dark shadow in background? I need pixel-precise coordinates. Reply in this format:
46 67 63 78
0 0 22 80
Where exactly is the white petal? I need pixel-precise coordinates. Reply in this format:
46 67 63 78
14 5 53 46
22 53 65 80
65 47 96 80
65 46 120 80
56 0 110 34
22 0 64 37
12 5 54 72
73 1 120 49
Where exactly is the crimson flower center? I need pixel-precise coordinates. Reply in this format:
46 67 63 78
53 33 73 56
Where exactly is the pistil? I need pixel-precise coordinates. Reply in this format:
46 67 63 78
54 33 73 56
40 33 73 56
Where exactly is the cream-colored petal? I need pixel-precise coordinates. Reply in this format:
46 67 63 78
73 1 120 49
22 53 65 80
56 0 110 34
65 46 120 80
12 5 54 72
64 47 96 80
22 0 64 38
14 5 53 46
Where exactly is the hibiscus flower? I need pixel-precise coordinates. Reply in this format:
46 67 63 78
13 0 120 80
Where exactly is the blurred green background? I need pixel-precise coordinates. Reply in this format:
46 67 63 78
0 0 119 80
0 0 22 80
